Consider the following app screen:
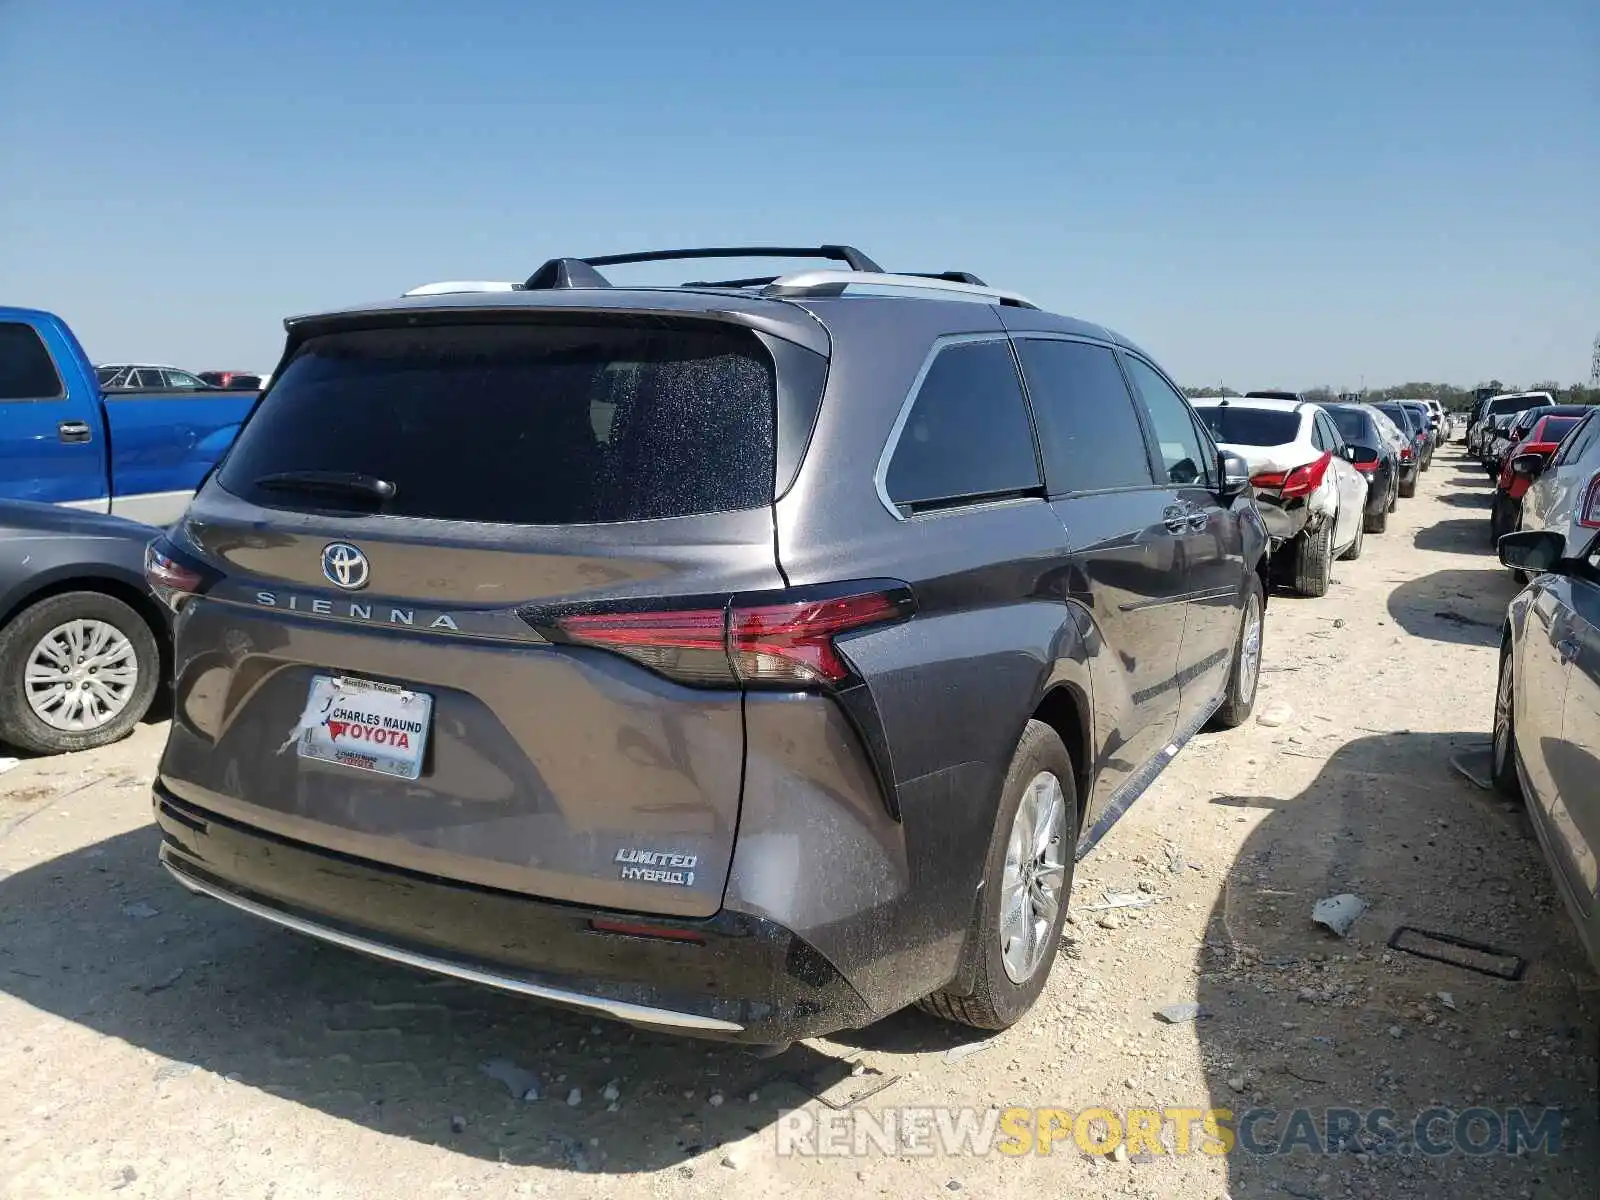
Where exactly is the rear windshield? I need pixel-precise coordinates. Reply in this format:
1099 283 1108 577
1488 396 1546 416
1376 405 1417 432
1195 406 1299 446
1326 407 1368 441
1534 416 1581 442
218 321 776 524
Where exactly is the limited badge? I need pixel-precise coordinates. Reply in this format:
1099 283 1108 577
614 847 698 887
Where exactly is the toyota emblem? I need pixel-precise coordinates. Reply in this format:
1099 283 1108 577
321 542 370 591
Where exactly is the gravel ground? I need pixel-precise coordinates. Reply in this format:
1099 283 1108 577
1 444 1596 1199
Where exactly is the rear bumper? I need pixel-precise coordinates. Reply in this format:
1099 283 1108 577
153 785 876 1043
1254 496 1308 545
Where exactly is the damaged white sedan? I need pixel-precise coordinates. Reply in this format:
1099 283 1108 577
1193 397 1369 597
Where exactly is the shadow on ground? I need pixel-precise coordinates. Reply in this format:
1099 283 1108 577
0 827 863 1173
1437 490 1495 510
1387 568 1520 647
1413 519 1495 555
1197 733 1599 1198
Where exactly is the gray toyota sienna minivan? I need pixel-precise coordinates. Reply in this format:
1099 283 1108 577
147 246 1268 1045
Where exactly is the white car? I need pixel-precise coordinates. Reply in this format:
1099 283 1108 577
1192 398 1369 598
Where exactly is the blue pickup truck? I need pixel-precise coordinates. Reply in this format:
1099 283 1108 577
1 307 257 526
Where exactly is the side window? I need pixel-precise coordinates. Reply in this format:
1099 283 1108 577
0 322 66 401
884 339 1042 513
164 370 207 389
1318 412 1343 449
1015 338 1154 493
1556 415 1600 467
132 368 164 388
1121 355 1207 486
1310 414 1332 451
1187 412 1219 488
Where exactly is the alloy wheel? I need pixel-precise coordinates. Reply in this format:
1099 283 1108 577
1238 591 1263 706
999 771 1068 983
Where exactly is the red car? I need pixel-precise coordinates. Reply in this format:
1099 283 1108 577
1490 413 1586 543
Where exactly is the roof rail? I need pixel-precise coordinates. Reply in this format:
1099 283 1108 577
404 280 519 296
762 270 1036 309
522 245 882 290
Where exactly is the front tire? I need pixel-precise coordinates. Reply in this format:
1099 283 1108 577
1293 521 1334 597
1399 473 1417 499
0 591 160 755
918 720 1077 1030
1209 576 1265 729
1492 643 1523 801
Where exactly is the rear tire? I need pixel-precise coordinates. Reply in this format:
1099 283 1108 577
1208 576 1265 730
0 591 160 755
1292 522 1334 597
1491 644 1522 801
918 721 1077 1031
1398 474 1417 499
1489 493 1517 546
1363 505 1388 534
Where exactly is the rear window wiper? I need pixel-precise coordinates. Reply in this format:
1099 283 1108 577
252 471 397 503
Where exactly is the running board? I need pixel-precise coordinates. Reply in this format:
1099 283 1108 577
1075 696 1222 862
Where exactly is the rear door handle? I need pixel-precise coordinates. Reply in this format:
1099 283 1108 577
1163 505 1188 533
1557 638 1581 666
1187 506 1209 531
57 420 92 444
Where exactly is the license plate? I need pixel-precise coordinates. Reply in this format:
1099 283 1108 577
296 675 432 780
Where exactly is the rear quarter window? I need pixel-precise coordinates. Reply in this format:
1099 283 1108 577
217 320 778 524
0 322 66 401
882 339 1042 513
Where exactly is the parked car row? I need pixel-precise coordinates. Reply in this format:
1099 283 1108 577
97 363 270 391
1191 391 1440 597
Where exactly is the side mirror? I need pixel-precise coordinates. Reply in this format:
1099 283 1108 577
1498 530 1567 575
1218 450 1251 499
1350 445 1380 467
1510 452 1548 478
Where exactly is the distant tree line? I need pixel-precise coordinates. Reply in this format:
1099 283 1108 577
1182 381 1600 410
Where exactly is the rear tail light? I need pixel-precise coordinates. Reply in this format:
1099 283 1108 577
536 584 914 689
1580 473 1600 530
1353 457 1379 475
1251 452 1332 500
144 536 212 612
1400 446 1414 462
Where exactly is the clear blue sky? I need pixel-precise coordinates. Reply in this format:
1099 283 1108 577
3 0 1596 389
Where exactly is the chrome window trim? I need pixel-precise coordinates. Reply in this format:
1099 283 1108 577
872 332 1033 522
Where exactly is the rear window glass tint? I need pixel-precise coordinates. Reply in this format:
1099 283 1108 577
885 340 1041 511
1016 339 1153 492
1195 406 1300 446
1326 408 1368 441
0 322 65 401
218 321 776 524
1536 417 1581 442
1376 405 1418 433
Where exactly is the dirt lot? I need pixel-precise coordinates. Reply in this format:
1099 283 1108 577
2 444 1596 1200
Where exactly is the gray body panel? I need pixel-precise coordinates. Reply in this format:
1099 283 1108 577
1508 571 1600 971
155 275 1267 1037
